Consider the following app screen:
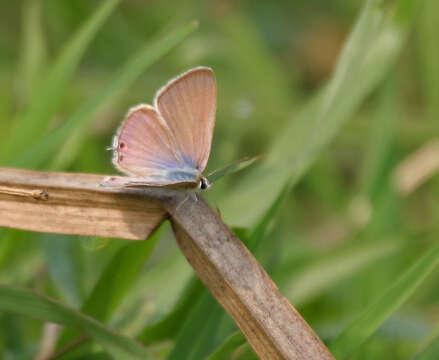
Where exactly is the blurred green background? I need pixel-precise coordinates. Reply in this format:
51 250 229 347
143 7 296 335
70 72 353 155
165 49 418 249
1 0 439 359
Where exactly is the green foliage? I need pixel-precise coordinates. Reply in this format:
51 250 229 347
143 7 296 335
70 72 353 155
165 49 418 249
0 0 437 358
14 20 199 169
1 0 122 163
17 0 47 103
415 336 439 360
219 0 420 227
284 240 402 306
0 285 154 359
138 276 204 344
167 293 225 360
57 225 165 352
330 242 439 358
207 332 247 359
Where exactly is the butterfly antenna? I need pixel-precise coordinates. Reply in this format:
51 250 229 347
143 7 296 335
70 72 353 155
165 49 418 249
206 154 264 177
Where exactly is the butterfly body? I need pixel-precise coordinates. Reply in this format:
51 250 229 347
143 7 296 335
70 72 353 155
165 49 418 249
102 67 216 192
103 173 210 192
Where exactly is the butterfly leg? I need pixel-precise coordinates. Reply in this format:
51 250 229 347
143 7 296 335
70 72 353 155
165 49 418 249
191 192 199 202
176 194 190 211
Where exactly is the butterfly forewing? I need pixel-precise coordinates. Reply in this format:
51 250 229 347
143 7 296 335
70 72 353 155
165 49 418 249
111 104 199 187
155 67 216 173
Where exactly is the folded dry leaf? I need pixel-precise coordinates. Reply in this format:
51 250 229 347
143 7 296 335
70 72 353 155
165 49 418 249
0 167 167 240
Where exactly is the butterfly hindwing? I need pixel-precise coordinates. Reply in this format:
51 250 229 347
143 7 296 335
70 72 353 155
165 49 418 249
110 104 199 187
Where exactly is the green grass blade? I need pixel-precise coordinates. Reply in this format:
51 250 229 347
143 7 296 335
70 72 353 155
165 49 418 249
329 242 439 359
415 322 439 360
57 225 164 349
84 228 163 321
418 0 439 126
207 156 261 184
207 332 246 360
358 75 399 198
283 240 401 306
414 336 439 360
46 235 84 307
2 0 121 164
138 276 204 344
246 184 289 252
17 0 47 105
1 314 26 358
0 285 155 359
13 20 199 169
167 293 226 360
0 89 13 134
219 0 419 228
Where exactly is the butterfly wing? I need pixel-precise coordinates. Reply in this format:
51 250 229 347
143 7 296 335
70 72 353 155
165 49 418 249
155 67 216 173
110 104 200 187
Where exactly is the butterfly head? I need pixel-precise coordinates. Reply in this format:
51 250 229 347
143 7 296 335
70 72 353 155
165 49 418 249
199 176 211 191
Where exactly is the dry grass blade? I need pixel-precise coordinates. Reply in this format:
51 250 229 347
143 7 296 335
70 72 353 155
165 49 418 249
0 167 334 359
161 195 335 360
392 138 439 195
0 168 166 240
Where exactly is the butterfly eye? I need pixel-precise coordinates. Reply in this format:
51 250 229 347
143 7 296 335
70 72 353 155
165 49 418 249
200 177 210 190
119 142 126 150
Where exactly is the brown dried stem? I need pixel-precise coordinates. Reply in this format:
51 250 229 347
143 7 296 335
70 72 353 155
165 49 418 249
0 167 334 360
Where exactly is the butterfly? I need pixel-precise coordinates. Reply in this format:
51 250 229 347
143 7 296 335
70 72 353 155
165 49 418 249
102 67 217 192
